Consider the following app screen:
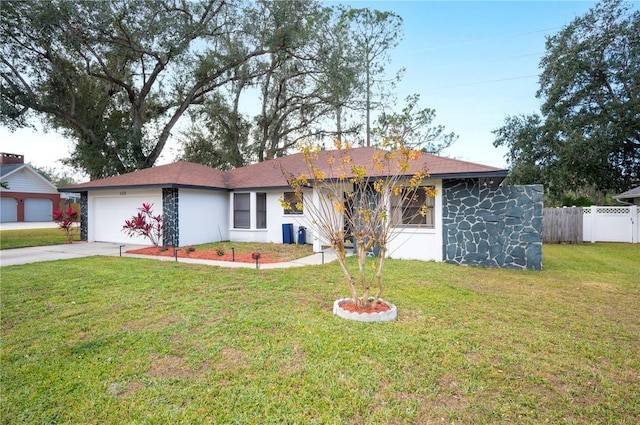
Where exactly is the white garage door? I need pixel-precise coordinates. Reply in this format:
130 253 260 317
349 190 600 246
25 199 53 222
93 196 162 244
1 197 18 222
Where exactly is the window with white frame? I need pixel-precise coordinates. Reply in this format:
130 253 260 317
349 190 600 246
234 193 250 229
391 187 435 227
256 193 267 229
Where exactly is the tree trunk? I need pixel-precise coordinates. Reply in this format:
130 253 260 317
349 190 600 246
365 59 371 147
336 105 343 142
333 241 359 303
374 246 386 303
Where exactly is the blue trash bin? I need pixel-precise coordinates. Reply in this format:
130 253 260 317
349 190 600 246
297 226 306 244
282 223 294 244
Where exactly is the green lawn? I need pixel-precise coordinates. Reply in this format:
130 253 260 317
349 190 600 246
2 243 639 424
0 227 81 249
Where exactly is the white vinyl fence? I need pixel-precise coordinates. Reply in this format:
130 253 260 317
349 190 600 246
583 205 639 243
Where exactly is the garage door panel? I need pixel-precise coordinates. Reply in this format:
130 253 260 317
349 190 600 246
93 196 162 244
1 198 18 222
25 199 53 222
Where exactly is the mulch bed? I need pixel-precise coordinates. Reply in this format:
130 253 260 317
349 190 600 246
338 300 392 314
126 247 284 263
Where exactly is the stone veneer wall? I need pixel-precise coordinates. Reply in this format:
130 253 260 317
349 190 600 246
80 192 88 241
442 180 543 270
162 188 179 247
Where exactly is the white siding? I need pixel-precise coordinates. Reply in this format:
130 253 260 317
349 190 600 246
179 189 229 245
2 167 58 194
225 181 445 260
265 189 311 244
89 189 162 244
228 189 312 245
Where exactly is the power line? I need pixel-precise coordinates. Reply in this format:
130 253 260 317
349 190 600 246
421 51 544 72
424 74 539 91
409 26 562 54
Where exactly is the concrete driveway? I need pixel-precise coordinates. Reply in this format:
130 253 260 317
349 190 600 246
0 242 145 267
0 221 59 230
1 222 134 266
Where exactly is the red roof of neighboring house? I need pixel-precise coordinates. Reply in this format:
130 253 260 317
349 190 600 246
61 147 508 192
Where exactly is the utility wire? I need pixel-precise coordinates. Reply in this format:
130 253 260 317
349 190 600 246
422 52 544 72
408 26 562 54
424 74 539 91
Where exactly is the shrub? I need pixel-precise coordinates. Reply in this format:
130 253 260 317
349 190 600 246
122 203 163 246
52 207 79 243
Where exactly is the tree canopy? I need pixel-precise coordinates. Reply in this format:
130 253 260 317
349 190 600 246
372 94 457 154
1 0 284 179
493 0 639 204
2 1 454 178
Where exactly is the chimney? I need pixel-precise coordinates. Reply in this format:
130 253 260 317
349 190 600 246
0 153 25 165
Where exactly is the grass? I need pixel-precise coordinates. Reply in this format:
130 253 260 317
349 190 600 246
1 243 639 424
0 227 81 249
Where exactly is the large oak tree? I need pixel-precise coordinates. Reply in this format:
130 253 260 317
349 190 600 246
0 0 284 179
494 0 640 203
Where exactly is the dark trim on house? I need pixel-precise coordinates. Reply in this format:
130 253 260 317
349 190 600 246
59 184 230 193
80 192 88 240
431 170 509 180
162 188 179 247
230 186 295 192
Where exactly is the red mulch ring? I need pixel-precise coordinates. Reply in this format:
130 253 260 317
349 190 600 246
126 247 284 263
338 300 392 314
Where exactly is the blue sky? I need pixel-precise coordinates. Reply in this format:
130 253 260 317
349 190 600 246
0 0 603 173
336 0 601 167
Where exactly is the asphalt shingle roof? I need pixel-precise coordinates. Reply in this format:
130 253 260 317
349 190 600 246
0 164 26 178
613 186 640 199
227 147 507 189
62 161 228 191
61 147 508 192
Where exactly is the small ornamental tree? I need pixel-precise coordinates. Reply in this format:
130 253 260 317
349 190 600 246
53 207 79 243
122 203 163 246
281 139 436 309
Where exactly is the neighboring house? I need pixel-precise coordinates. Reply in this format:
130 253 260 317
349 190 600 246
0 153 61 223
613 186 640 206
62 147 543 270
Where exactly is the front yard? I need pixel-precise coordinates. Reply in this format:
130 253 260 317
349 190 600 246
0 227 81 249
2 243 639 424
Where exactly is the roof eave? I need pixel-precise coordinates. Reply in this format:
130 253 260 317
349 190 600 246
436 170 510 179
59 183 229 193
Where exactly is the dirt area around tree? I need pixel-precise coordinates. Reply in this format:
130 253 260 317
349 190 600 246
338 300 392 314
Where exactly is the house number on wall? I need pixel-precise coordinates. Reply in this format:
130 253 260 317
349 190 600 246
120 191 127 196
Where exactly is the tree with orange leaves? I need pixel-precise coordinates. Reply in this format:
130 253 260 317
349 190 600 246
281 139 436 310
